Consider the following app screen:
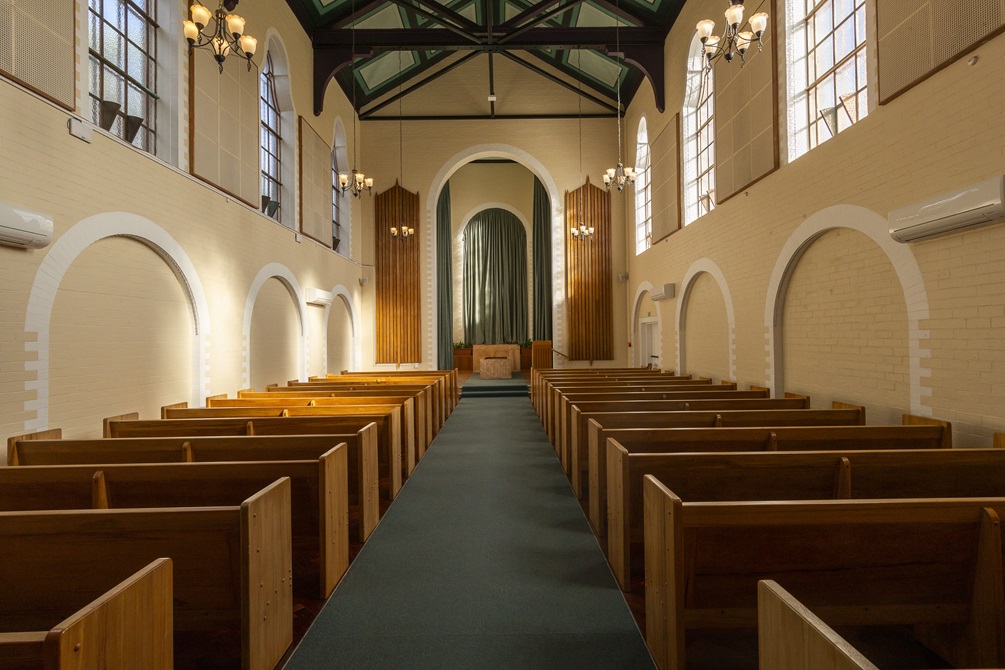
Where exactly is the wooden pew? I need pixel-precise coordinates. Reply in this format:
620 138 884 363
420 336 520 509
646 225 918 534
549 379 713 444
0 558 172 670
0 445 349 598
9 429 380 542
207 394 429 465
105 411 403 501
0 478 293 670
566 396 811 497
551 384 740 451
642 483 1005 670
292 377 448 431
334 370 459 413
551 378 706 455
163 401 416 481
590 417 952 537
758 579 879 670
531 369 671 414
609 438 992 593
574 398 831 497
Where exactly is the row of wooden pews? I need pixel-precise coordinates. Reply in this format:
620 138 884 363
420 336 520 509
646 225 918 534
3 369 457 669
533 367 1005 670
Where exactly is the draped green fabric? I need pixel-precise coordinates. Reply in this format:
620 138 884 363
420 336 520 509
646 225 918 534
532 178 553 340
436 183 454 370
463 209 528 344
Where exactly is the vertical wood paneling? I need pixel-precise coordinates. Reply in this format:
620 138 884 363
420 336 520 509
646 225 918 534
375 183 421 364
565 179 613 361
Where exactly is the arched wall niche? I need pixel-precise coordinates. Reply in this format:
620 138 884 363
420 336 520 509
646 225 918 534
242 263 308 388
22 212 211 431
764 205 931 416
631 281 663 368
676 259 736 381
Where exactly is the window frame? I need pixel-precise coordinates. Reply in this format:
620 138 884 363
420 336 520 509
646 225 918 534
634 118 652 255
87 0 159 152
260 52 283 222
682 36 716 226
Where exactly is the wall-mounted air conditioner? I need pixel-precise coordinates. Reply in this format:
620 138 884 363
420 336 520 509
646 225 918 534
0 202 53 249
889 175 1005 243
650 283 676 301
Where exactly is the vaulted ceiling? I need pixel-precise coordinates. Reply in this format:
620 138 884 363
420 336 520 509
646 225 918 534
284 0 688 119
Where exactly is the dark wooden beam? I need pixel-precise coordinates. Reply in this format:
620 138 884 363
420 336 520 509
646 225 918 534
500 51 620 113
312 26 666 50
498 0 587 44
616 43 665 112
362 113 618 120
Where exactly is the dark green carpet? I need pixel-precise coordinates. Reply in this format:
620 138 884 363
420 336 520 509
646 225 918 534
284 395 655 669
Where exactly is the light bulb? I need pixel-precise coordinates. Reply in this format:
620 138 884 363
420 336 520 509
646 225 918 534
355 172 364 184
704 36 720 57
339 173 349 188
749 12 768 37
211 36 230 59
696 19 716 41
183 20 199 43
391 227 398 236
226 14 245 37
365 177 374 189
737 31 754 53
189 3 211 29
408 227 415 235
724 3 744 28
239 35 257 57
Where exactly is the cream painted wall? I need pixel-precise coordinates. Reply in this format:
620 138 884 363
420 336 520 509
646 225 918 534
48 237 192 437
781 229 910 424
0 0 365 444
681 272 730 381
448 162 535 343
624 3 1005 446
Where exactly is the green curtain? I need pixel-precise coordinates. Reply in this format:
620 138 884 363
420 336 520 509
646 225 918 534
532 177 552 340
436 183 453 370
463 209 528 344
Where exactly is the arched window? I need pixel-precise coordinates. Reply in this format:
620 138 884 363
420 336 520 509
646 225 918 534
260 52 283 221
634 118 652 254
786 0 869 160
682 35 715 226
87 0 159 153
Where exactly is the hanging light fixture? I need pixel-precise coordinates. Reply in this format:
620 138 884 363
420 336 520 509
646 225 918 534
390 52 414 242
696 1 768 70
337 0 374 199
603 0 635 193
183 1 257 73
572 51 594 241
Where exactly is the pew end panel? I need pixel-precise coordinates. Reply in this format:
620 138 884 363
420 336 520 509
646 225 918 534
161 402 189 419
319 444 350 596
102 413 139 438
643 475 685 670
6 429 63 466
607 440 632 591
45 557 174 670
903 414 954 449
242 477 294 670
830 402 866 424
758 580 879 670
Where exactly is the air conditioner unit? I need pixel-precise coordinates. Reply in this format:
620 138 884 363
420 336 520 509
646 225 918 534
0 202 53 249
889 175 1005 243
305 287 333 306
650 283 675 301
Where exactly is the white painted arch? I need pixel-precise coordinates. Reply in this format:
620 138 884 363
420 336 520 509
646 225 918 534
242 262 309 387
323 283 361 372
426 144 566 368
23 212 211 430
763 204 931 414
631 280 664 367
676 259 737 381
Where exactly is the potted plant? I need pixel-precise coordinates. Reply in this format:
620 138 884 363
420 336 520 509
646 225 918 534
452 341 473 371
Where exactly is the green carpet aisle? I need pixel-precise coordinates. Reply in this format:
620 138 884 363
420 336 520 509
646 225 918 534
283 388 656 669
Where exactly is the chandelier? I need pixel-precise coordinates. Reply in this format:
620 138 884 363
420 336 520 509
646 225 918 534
696 1 768 69
573 51 594 242
390 53 412 242
337 0 374 198
603 0 634 193
184 1 257 73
